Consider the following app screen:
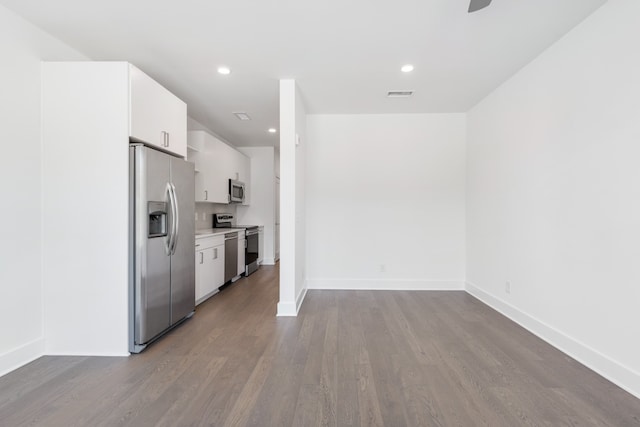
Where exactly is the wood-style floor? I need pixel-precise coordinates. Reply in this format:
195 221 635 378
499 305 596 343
1 265 639 426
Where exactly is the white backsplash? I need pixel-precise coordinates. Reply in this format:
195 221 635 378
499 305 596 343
195 203 236 230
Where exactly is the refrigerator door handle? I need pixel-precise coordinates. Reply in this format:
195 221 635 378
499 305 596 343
164 183 174 255
169 182 179 255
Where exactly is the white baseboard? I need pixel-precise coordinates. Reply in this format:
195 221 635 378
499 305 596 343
0 338 45 378
261 258 276 266
276 301 297 316
465 282 640 400
196 289 219 306
296 286 308 313
44 351 130 357
306 278 465 291
277 284 309 317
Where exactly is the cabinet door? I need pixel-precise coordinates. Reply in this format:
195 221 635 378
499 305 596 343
212 244 225 289
194 150 212 202
189 132 208 202
195 249 208 303
203 134 231 203
130 65 187 158
195 248 216 305
237 232 246 276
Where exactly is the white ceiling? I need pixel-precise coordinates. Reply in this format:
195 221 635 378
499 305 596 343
2 0 607 147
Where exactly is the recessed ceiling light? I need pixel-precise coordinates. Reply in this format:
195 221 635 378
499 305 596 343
233 112 251 121
401 64 414 73
217 66 231 75
268 128 277 133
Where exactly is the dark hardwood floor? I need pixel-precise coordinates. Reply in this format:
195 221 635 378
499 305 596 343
1 264 639 426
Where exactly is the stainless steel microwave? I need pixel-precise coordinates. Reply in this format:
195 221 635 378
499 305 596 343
229 179 245 203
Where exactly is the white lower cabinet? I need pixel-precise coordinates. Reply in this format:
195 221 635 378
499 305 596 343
237 230 246 277
195 235 225 305
258 226 264 264
212 243 225 289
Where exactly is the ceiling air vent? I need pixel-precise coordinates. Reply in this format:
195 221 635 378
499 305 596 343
387 91 414 98
233 112 252 121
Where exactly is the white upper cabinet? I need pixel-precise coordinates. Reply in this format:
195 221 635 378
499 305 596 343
187 131 250 204
232 149 251 206
129 65 187 158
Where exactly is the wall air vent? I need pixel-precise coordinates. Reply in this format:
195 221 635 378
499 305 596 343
233 112 252 121
387 91 414 98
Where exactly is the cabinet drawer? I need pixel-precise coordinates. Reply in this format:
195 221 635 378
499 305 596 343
195 235 224 250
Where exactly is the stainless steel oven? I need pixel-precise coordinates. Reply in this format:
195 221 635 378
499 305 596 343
244 226 259 276
213 214 260 277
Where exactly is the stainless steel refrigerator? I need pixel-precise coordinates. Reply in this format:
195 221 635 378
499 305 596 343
129 144 195 353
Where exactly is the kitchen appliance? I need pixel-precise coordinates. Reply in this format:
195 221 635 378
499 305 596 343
213 213 260 276
240 226 259 276
213 213 236 228
229 179 245 203
129 144 195 353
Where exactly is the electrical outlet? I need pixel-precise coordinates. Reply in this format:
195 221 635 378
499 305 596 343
505 281 511 294
380 264 386 273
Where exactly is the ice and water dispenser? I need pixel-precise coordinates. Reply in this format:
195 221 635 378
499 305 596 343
148 201 168 238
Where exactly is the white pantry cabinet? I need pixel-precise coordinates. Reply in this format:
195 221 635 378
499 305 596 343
129 65 187 157
195 235 225 305
187 131 250 204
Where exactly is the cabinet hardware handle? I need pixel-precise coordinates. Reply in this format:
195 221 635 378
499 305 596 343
200 252 204 264
214 248 217 259
205 190 208 200
166 132 170 147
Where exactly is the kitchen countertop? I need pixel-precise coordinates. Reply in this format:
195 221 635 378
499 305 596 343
195 228 245 238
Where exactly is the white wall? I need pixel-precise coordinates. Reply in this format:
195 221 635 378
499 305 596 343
294 89 307 303
42 62 130 356
237 147 277 264
0 5 87 375
466 0 640 398
277 80 307 316
305 114 466 290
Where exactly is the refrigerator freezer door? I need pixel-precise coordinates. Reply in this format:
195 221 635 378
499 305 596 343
169 156 195 324
132 145 172 346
